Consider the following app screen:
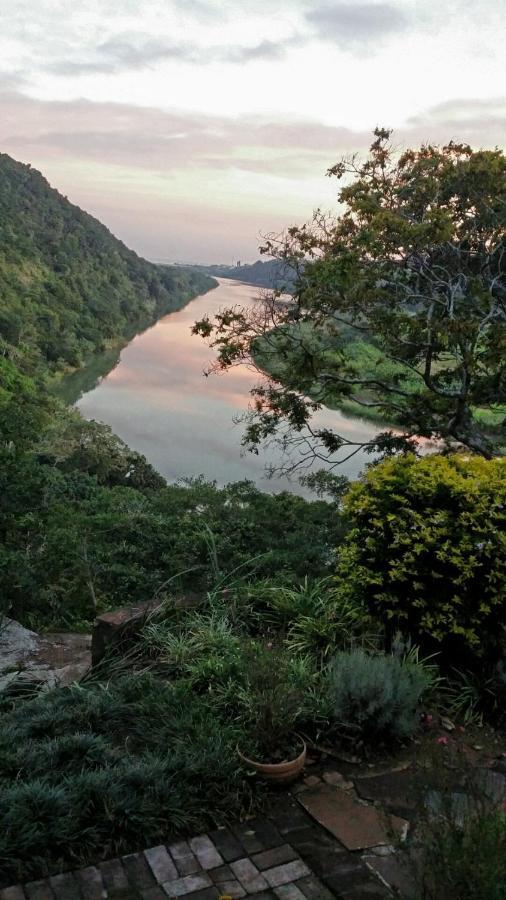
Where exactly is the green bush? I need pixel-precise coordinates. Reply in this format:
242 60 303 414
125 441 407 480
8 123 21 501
338 454 506 664
325 648 432 743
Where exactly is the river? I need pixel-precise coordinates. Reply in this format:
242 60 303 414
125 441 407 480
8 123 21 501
66 278 383 494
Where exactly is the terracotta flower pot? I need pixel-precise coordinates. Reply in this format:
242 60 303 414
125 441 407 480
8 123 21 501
238 736 306 785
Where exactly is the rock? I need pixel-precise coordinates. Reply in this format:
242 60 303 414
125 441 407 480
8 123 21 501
0 619 91 689
355 771 420 819
322 771 344 786
91 602 157 665
371 845 395 856
303 776 321 788
364 851 418 898
337 780 355 792
441 716 455 732
0 619 38 675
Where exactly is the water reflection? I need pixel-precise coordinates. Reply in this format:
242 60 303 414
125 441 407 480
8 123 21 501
75 278 384 494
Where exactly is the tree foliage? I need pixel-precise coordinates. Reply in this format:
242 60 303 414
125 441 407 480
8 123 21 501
194 130 505 469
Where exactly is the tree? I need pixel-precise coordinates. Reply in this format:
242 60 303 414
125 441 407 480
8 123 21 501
194 130 505 471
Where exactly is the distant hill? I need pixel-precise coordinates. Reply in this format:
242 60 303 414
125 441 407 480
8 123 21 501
188 258 296 291
0 153 216 379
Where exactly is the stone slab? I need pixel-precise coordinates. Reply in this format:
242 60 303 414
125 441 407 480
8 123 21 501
161 872 212 896
48 874 80 900
73 866 103 900
263 861 311 888
364 853 418 899
354 772 420 818
251 845 299 871
207 828 245 863
273 885 306 899
298 784 408 851
0 888 27 900
99 858 129 892
188 835 223 870
230 858 268 893
212 880 246 898
144 846 179 883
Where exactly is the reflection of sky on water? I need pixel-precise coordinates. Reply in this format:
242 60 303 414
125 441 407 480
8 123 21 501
77 278 383 493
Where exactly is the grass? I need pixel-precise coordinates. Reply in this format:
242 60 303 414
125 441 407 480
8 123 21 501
0 673 258 885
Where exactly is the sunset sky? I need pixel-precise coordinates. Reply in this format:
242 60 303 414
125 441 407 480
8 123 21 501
1 0 504 263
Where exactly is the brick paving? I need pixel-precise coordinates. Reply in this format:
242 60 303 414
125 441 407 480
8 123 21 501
0 796 391 900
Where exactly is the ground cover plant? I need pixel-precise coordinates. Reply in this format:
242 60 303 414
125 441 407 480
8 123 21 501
0 673 258 885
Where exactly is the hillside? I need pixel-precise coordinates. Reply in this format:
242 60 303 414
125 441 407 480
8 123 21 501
0 153 215 381
189 258 296 291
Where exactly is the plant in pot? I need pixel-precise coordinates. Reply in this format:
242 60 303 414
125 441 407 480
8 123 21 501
237 643 307 784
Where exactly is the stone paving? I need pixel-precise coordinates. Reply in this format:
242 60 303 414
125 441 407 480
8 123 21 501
0 795 391 900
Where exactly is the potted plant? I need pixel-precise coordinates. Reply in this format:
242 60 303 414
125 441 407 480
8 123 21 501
237 644 307 784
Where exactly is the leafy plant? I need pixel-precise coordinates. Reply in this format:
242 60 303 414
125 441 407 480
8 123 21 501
338 454 506 666
237 644 309 761
325 648 432 743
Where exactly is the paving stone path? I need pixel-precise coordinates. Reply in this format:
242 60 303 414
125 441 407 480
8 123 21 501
0 796 391 900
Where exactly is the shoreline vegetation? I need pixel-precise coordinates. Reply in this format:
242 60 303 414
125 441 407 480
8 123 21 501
252 320 506 440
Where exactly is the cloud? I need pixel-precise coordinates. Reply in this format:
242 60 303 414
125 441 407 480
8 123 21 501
1 88 503 260
48 31 301 76
306 3 407 48
51 37 193 75
1 90 504 184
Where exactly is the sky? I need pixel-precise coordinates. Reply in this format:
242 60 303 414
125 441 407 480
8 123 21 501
0 0 504 263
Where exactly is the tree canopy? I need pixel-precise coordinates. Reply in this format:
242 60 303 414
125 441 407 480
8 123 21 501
194 130 505 470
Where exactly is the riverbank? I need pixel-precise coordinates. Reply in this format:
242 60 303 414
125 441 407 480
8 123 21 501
49 272 218 406
62 279 383 489
253 320 505 440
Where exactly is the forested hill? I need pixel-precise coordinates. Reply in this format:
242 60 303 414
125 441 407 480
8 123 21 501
0 153 216 380
190 258 296 291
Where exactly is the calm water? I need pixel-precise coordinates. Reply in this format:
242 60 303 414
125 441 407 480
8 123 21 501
73 278 383 494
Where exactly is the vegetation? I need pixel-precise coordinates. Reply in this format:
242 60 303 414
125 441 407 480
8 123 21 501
416 807 506 900
0 153 215 378
325 646 433 743
0 674 257 884
195 131 505 470
1 410 342 628
337 454 506 666
1 148 505 889
191 258 296 290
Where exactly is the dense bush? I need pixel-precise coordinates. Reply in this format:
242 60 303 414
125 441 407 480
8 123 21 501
338 454 506 665
1 413 343 627
0 674 256 885
325 648 432 743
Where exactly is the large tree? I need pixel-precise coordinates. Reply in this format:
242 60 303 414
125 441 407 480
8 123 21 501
194 130 505 471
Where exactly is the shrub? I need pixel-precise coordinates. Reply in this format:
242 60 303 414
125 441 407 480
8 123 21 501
325 648 432 743
338 454 506 665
